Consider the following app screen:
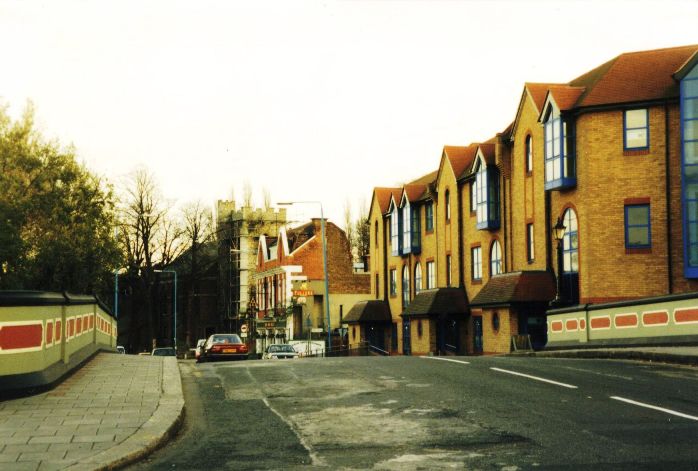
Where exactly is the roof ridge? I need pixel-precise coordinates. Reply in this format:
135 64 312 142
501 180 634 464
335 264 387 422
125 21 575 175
619 44 698 56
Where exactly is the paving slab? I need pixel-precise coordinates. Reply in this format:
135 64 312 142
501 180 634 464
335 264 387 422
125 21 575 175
0 353 184 471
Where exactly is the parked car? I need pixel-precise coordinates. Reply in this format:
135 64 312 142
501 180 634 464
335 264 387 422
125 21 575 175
151 347 176 356
199 334 248 362
116 346 126 354
263 344 299 360
194 339 206 361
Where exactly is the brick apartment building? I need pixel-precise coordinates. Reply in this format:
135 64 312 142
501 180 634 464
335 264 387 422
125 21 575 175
355 44 698 356
254 218 370 352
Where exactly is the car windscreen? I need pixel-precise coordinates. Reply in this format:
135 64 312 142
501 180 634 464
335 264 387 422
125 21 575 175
279 345 296 352
211 334 242 344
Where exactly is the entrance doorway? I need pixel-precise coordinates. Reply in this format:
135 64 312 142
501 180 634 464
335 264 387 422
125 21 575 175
402 319 411 355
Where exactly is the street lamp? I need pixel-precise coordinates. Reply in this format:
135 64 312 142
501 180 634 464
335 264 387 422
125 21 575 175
550 217 567 308
154 269 177 352
277 201 331 351
113 268 127 319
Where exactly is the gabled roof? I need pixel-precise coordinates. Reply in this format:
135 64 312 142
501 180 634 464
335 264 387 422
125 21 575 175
286 222 315 253
344 300 392 323
403 184 428 204
526 83 559 112
570 44 698 107
477 142 496 166
439 144 479 183
402 287 468 317
373 187 401 214
470 271 556 307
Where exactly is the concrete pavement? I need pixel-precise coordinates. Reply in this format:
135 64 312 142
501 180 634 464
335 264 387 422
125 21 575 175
1 345 696 470
0 353 184 471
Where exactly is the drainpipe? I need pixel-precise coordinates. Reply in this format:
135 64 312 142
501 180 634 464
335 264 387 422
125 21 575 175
457 184 465 287
545 190 552 272
383 217 389 301
664 101 674 294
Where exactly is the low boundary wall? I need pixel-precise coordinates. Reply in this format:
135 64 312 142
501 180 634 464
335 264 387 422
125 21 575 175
546 292 698 349
0 290 117 393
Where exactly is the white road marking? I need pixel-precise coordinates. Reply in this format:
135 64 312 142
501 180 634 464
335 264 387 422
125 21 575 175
490 367 578 389
610 396 698 421
420 356 470 365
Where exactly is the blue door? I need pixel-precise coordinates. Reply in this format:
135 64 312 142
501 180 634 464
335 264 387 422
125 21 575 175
473 317 483 354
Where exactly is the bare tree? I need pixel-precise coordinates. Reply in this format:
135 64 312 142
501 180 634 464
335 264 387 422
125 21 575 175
181 200 214 346
353 196 370 269
118 167 184 352
243 180 253 208
343 199 355 260
262 187 271 211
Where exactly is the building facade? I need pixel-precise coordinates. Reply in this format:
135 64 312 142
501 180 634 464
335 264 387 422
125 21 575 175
254 219 370 352
358 44 698 355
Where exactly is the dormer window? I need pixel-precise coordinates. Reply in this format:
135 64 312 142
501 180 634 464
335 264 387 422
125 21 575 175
390 205 400 256
543 105 576 190
473 156 500 230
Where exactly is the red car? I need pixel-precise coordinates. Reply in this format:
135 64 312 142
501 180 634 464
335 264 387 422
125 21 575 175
199 334 248 362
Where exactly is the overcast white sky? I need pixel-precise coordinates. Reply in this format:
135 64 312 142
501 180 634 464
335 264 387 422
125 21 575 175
1 0 696 226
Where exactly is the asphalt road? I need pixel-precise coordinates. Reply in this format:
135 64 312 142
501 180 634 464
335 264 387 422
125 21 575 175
126 355 698 470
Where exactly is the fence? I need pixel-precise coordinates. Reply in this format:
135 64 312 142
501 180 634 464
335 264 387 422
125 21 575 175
546 292 698 349
0 291 117 394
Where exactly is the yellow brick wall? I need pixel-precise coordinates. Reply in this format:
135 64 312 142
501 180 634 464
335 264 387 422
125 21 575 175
554 106 671 302
436 162 459 287
409 318 435 355
510 93 548 272
480 307 516 354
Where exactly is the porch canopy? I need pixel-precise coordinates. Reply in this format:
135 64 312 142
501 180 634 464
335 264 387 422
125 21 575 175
401 287 468 318
344 300 392 324
470 271 556 308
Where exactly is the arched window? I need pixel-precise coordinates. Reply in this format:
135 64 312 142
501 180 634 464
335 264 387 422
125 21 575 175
414 263 422 295
402 265 410 308
525 135 533 173
490 240 503 276
445 189 451 221
562 209 579 273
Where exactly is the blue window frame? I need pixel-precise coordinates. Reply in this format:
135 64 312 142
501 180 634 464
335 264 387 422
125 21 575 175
414 263 422 295
410 206 421 254
401 202 411 255
544 109 576 190
425 202 434 232
625 204 651 249
474 160 500 230
681 64 698 277
490 240 502 276
402 265 410 307
471 246 482 281
562 209 578 273
390 206 400 256
624 109 649 150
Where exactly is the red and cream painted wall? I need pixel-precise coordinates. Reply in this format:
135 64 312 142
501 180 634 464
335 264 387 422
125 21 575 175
547 293 698 347
0 292 117 390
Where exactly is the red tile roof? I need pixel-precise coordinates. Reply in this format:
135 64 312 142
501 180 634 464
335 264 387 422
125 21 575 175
547 85 586 112
443 144 478 179
478 142 496 166
525 83 561 112
403 184 427 203
570 44 698 107
374 187 400 214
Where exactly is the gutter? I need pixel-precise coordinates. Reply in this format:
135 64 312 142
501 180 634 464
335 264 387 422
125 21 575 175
664 100 674 294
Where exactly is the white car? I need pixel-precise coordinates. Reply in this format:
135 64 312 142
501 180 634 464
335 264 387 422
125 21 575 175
263 344 300 360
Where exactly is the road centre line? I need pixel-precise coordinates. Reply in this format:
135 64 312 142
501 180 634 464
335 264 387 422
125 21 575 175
610 396 698 421
490 367 578 389
420 356 470 365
